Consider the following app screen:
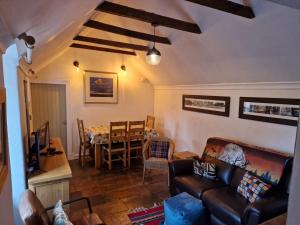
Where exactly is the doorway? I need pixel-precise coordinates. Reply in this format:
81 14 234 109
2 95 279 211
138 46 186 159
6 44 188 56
30 83 67 152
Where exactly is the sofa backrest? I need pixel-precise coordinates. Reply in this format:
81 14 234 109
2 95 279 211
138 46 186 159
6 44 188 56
201 137 292 187
200 154 235 185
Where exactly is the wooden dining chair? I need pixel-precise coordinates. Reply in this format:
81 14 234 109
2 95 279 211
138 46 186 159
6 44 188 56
77 118 94 168
102 121 127 170
146 115 155 129
127 121 145 168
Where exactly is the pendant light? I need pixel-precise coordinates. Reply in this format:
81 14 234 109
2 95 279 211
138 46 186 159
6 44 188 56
146 23 161 66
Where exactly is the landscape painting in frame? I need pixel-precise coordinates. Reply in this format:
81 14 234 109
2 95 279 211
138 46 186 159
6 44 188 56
239 97 300 126
84 71 118 103
182 95 230 117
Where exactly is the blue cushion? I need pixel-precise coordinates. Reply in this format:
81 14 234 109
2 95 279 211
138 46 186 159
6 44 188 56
164 192 207 225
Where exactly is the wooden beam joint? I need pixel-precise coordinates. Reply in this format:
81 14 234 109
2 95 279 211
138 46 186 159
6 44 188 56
97 1 201 34
84 20 171 45
70 43 137 56
186 0 255 19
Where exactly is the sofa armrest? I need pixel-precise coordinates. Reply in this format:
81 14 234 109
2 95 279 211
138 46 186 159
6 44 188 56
168 159 194 196
243 194 288 225
169 159 194 177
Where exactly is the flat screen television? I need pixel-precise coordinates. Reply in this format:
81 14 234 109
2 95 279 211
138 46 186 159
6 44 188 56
28 121 50 173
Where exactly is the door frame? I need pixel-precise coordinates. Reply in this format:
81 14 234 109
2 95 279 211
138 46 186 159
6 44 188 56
30 80 72 159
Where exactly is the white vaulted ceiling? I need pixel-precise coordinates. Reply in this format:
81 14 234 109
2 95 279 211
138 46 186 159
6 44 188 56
0 0 300 85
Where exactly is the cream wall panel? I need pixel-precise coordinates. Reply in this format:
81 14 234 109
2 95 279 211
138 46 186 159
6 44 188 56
34 49 154 159
154 83 300 155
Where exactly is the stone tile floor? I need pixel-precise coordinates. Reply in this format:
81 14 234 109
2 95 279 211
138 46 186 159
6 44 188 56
68 160 169 225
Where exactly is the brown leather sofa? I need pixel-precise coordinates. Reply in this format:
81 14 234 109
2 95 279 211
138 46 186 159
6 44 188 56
19 190 105 225
169 137 292 225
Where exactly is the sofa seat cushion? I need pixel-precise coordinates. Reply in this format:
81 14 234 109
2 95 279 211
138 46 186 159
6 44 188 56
174 175 226 199
202 187 249 225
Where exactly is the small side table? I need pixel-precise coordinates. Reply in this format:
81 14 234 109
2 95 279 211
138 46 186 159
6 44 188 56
173 151 198 160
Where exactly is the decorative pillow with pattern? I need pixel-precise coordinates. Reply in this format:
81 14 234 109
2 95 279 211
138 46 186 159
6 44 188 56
237 172 272 203
193 160 216 180
202 162 216 180
52 200 73 225
193 159 203 176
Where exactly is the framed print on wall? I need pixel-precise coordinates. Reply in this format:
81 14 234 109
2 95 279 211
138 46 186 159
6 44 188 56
84 70 118 103
239 97 300 126
0 89 8 193
182 95 231 117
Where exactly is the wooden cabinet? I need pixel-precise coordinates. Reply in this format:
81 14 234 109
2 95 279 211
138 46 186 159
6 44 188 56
28 137 72 208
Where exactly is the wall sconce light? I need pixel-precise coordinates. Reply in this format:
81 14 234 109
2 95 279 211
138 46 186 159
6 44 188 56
119 64 127 76
18 32 35 64
73 61 79 72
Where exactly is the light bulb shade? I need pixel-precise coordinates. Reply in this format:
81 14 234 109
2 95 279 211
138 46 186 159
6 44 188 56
146 47 161 65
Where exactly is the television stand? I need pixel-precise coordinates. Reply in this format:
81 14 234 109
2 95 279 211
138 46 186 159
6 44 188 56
28 137 72 208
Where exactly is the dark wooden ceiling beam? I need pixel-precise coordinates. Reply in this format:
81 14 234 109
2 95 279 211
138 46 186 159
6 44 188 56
96 1 201 34
84 20 171 45
70 43 136 56
186 0 255 19
74 35 149 52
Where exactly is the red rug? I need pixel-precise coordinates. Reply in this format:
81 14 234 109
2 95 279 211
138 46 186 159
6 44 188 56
128 205 164 225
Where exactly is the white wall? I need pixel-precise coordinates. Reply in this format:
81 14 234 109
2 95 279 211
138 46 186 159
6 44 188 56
35 48 154 159
0 52 14 225
154 83 300 155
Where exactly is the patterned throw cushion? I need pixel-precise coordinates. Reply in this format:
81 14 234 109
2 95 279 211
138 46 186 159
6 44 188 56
193 160 203 176
150 141 169 159
237 172 272 203
52 200 73 225
193 160 216 180
202 162 217 180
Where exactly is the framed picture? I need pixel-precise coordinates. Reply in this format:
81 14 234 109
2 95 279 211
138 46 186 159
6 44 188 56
0 89 8 193
182 95 230 117
239 97 300 126
84 70 118 103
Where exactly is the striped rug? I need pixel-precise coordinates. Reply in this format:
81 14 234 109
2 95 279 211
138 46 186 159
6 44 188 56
128 205 164 225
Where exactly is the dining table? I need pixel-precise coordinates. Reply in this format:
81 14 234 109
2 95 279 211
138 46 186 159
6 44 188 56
85 125 159 169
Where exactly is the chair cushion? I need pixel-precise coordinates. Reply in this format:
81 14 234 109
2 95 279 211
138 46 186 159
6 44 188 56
18 190 51 225
73 213 105 225
144 157 168 170
237 172 271 203
150 141 169 159
173 175 226 199
164 192 207 225
202 186 249 225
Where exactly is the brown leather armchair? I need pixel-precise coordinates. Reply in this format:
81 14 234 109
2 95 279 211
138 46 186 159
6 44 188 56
19 190 105 225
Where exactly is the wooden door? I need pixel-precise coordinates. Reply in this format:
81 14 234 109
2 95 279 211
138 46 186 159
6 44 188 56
31 83 67 152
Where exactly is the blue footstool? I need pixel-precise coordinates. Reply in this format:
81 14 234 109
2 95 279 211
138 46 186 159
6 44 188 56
163 192 207 225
